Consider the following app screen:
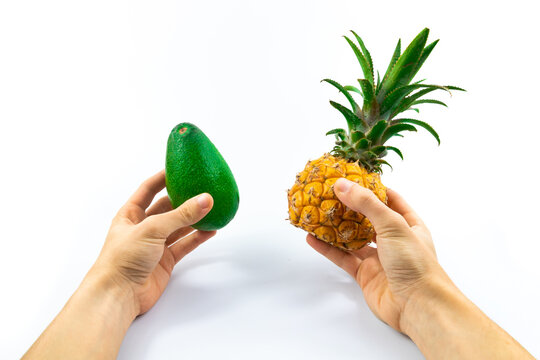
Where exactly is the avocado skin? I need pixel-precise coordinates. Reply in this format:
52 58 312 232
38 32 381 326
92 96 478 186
165 123 239 231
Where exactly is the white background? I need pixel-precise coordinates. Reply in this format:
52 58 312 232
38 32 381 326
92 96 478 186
1 0 539 358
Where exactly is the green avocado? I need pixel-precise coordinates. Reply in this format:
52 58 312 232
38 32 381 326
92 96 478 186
165 123 239 231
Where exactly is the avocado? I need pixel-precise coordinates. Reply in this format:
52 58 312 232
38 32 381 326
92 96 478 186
165 123 239 231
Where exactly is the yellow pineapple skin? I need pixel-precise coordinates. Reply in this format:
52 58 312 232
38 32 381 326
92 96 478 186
287 154 387 250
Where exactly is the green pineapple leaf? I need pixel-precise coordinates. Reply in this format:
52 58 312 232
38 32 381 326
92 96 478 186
326 128 347 140
377 159 393 171
350 129 366 143
445 85 467 92
411 99 448 107
363 151 378 160
344 36 374 85
346 149 359 159
322 78 361 114
381 84 455 118
393 118 440 144
325 28 464 167
332 149 346 157
366 120 387 143
326 128 346 136
381 39 401 92
391 87 442 117
386 146 404 160
381 28 430 96
350 30 373 75
409 39 439 81
355 138 370 150
344 85 363 95
358 79 375 111
370 145 387 156
329 101 363 131
380 123 417 144
380 84 420 115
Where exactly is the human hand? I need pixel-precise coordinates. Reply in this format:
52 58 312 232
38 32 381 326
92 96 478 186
91 170 216 316
23 170 217 359
25 172 533 360
307 178 448 332
308 178 534 359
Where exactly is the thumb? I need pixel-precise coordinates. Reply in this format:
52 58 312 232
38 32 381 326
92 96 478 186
334 178 409 236
141 193 214 238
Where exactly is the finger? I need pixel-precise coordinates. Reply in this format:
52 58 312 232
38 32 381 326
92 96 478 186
126 170 166 211
147 196 195 244
356 253 384 290
141 193 213 238
306 235 361 279
169 230 216 264
165 226 195 246
146 195 173 216
386 188 425 228
351 245 377 260
334 178 409 235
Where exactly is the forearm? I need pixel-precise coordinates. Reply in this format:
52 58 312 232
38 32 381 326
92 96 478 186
23 268 138 360
401 275 533 359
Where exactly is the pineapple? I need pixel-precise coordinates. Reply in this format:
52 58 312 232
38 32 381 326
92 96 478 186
287 28 464 250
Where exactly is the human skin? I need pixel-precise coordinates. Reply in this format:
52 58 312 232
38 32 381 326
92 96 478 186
22 172 534 359
22 170 216 360
307 178 534 359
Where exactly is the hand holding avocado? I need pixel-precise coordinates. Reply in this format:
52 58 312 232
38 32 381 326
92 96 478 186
94 170 218 315
23 170 218 359
24 123 242 360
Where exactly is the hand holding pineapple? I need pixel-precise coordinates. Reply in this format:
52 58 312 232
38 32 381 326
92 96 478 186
309 178 533 359
308 178 440 333
297 29 533 358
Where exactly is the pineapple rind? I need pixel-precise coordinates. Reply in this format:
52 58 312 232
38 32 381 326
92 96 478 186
288 154 387 251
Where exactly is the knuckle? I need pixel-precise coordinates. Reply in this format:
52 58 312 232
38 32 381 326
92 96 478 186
353 187 377 208
177 203 198 224
140 220 163 238
118 204 140 222
378 216 410 236
136 183 149 197
140 178 153 190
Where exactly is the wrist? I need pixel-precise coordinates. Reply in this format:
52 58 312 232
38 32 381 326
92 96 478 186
398 269 533 359
22 265 140 359
400 270 463 332
82 265 140 321
399 271 482 358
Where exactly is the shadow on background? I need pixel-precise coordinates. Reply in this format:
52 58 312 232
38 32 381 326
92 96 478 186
118 230 417 359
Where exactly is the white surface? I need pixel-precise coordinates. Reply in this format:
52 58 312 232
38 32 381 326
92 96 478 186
1 0 539 358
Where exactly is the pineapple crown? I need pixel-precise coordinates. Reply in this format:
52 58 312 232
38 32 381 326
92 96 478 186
324 28 465 173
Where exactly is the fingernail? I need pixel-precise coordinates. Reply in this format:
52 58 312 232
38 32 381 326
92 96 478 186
197 194 211 210
335 178 353 193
